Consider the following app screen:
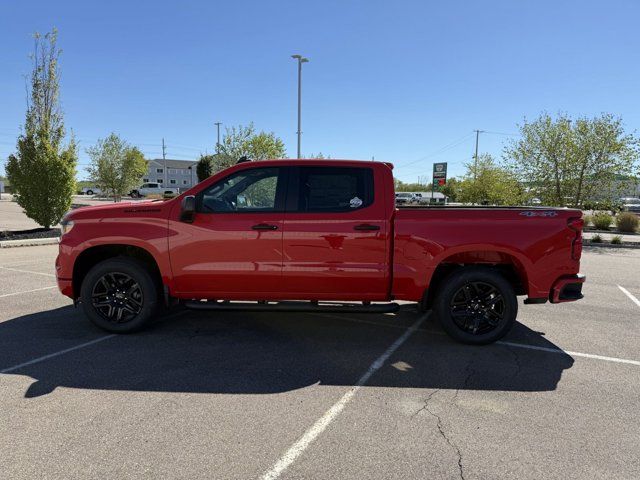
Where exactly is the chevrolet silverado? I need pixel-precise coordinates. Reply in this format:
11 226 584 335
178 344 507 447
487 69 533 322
56 159 585 344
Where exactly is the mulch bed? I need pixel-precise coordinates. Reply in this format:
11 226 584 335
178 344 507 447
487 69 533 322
0 228 61 240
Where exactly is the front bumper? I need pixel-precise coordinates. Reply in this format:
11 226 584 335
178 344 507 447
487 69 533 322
550 274 585 303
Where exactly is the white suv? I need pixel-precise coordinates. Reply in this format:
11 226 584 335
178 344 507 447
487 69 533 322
130 183 179 198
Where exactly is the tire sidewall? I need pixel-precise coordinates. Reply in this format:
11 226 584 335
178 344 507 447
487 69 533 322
80 258 159 333
434 267 518 345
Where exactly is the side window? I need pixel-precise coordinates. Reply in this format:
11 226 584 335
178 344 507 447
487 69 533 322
295 167 373 212
198 167 282 213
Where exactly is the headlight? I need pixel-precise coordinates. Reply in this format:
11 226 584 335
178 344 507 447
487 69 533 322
61 219 75 235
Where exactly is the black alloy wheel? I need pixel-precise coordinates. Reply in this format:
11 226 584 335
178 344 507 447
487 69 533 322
81 257 160 333
91 272 144 323
449 281 505 335
433 267 517 344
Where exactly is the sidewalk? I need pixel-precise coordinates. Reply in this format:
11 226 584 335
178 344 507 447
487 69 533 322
583 230 640 244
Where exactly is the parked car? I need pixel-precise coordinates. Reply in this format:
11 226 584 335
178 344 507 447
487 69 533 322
56 159 585 345
620 197 640 214
130 182 179 198
395 192 416 205
81 186 102 196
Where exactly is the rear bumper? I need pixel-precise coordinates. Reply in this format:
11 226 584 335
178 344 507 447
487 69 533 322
550 274 585 303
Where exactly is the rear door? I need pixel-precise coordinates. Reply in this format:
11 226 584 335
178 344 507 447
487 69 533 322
281 165 389 300
169 166 287 297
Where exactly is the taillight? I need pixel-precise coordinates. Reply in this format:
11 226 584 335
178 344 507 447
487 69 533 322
568 217 584 260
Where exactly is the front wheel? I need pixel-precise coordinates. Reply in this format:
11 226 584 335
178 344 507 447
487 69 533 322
433 267 518 345
80 258 159 333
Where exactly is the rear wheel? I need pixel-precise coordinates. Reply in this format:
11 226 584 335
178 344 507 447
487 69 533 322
433 267 517 345
86 189 94 195
80 258 159 333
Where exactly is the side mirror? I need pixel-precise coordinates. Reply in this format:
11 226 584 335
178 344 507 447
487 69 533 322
180 195 196 223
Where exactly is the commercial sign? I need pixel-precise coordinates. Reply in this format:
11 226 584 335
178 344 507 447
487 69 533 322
432 162 447 186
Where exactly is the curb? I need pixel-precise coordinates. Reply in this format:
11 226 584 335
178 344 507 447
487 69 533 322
584 242 640 250
0 237 60 248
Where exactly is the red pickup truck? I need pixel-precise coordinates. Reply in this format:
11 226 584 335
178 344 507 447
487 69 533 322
56 160 585 344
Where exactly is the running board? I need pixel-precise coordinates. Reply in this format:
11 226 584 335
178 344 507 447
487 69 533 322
183 300 400 314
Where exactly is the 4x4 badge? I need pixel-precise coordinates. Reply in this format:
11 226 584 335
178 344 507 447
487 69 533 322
519 211 558 217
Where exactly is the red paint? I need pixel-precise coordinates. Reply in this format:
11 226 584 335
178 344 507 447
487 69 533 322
56 160 584 305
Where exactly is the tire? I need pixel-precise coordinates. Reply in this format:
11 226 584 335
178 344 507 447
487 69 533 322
86 190 93 196
433 267 518 345
80 257 160 333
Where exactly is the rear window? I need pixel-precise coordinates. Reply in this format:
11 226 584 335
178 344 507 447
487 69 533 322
296 167 373 212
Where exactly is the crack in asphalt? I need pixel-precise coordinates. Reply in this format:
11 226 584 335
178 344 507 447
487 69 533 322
414 389 465 480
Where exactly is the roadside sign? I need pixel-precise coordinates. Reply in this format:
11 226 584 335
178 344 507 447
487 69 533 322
432 162 447 184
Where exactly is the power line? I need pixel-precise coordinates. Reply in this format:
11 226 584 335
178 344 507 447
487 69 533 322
394 132 475 169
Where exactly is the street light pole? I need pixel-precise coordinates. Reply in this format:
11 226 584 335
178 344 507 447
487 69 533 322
473 130 484 181
214 122 222 153
291 54 309 159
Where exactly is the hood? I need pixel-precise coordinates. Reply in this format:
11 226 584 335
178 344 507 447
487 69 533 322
66 200 171 220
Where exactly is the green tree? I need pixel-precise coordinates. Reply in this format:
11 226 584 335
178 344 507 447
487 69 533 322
394 178 428 192
439 177 460 202
86 133 148 201
196 154 215 182
218 123 286 165
504 113 639 206
457 154 525 205
6 30 77 228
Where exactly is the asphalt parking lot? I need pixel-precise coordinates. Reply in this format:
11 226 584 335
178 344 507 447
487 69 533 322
1 245 639 479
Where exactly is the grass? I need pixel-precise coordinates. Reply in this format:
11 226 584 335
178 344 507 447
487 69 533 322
611 235 623 245
590 233 603 243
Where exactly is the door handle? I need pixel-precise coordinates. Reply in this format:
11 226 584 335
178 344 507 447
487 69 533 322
252 223 279 231
354 224 380 231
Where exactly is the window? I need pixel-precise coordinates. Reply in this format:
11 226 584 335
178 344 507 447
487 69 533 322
198 167 282 213
170 179 177 184
183 180 188 185
169 169 178 174
156 168 164 174
183 169 191 175
157 179 163 184
294 167 373 212
148 183 158 188
143 178 149 183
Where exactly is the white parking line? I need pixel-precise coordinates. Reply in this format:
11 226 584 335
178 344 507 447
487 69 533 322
315 313 640 367
0 266 56 277
498 341 640 366
0 286 57 299
618 285 640 308
0 310 190 374
0 335 116 374
260 314 427 480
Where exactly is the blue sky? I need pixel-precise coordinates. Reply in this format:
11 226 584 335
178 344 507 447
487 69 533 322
1 0 639 182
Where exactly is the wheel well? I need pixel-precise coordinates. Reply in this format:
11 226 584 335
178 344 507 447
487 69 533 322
422 260 526 310
73 245 162 299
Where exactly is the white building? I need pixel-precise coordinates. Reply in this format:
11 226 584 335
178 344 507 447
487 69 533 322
144 159 198 191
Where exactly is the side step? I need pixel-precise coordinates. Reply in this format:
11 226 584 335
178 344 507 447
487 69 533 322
183 300 400 314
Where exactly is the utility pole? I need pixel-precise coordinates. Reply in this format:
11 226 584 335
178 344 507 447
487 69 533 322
473 130 484 181
214 122 222 153
291 54 309 159
162 138 167 185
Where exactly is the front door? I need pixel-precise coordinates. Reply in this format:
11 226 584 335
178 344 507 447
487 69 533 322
281 165 389 300
169 166 287 298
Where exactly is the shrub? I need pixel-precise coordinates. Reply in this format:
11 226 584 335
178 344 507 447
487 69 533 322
592 213 613 230
615 212 639 233
611 235 623 245
583 214 593 227
590 233 603 243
